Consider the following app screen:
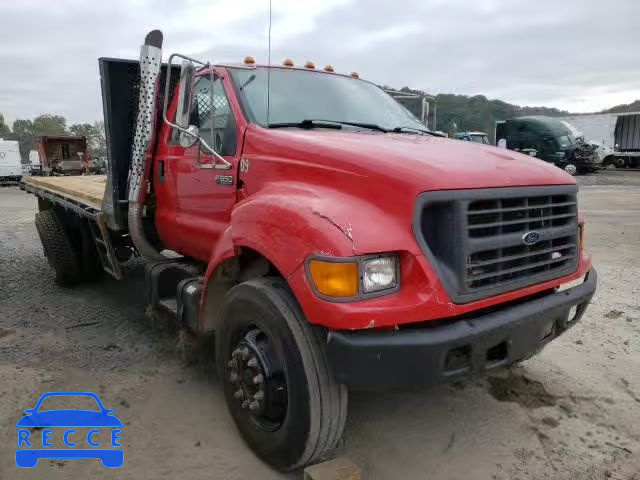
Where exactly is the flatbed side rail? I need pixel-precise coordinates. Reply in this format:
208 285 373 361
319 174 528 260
21 181 124 280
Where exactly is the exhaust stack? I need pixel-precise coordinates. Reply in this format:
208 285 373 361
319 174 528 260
127 30 167 260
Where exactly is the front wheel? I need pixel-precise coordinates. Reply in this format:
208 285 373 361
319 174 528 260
563 163 578 176
216 277 347 471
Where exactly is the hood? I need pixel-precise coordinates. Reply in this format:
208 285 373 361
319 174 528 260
259 129 574 191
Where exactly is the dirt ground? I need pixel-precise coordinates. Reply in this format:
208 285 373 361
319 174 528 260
0 171 638 480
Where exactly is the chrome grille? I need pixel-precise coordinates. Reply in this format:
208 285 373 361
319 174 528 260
413 186 580 304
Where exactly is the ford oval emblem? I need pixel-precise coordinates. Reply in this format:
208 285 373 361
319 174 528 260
522 231 541 246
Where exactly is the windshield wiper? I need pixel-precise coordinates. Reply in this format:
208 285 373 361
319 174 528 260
318 120 389 132
239 74 256 91
268 119 389 132
268 119 342 130
391 126 441 136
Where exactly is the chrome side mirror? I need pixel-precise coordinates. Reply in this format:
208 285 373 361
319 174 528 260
162 52 232 169
179 125 199 148
175 61 195 129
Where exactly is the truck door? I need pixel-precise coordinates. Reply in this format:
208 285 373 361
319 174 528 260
154 70 240 261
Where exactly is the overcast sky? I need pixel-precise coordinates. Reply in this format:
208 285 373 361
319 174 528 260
1 0 638 126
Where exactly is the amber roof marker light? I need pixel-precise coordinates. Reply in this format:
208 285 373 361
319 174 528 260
243 55 255 65
282 58 294 67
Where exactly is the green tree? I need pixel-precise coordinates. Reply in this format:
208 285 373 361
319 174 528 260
69 121 107 158
93 120 107 158
0 113 11 136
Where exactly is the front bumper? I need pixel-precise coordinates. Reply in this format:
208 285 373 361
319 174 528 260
327 267 597 389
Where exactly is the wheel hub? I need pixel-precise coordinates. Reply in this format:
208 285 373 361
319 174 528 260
228 327 287 430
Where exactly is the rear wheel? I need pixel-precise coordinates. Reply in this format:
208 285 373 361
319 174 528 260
615 157 628 168
216 277 347 471
35 210 81 285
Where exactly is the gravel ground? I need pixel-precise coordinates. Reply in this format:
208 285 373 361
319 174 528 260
0 170 639 479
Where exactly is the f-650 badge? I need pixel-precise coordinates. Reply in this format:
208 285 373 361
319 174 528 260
215 175 234 185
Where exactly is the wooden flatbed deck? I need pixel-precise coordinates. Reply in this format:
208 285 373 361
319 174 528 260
25 175 107 208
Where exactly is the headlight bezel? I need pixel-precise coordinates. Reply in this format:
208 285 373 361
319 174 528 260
306 253 400 302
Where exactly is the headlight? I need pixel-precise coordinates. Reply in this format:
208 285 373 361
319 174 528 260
307 254 399 299
362 257 397 293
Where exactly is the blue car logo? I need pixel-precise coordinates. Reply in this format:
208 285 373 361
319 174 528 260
15 391 123 468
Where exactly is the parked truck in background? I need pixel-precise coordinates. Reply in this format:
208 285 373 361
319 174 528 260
454 131 490 144
613 113 640 168
29 149 42 175
36 135 90 175
557 112 640 168
495 116 600 175
21 30 597 470
0 139 23 183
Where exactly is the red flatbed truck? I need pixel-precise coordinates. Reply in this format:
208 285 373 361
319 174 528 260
22 30 597 470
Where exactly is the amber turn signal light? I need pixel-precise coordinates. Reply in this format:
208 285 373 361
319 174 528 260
308 259 359 298
578 223 584 249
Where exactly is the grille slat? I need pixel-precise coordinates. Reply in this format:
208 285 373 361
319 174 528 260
467 254 573 282
468 212 575 230
468 200 576 215
468 243 577 268
414 186 580 304
469 224 577 251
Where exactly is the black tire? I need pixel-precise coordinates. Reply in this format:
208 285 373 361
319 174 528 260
216 277 347 471
614 157 628 168
562 163 578 176
35 210 81 285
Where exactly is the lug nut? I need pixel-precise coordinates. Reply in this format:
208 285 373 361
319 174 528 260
233 389 244 400
249 401 260 411
254 391 264 401
241 400 250 409
247 357 258 368
240 348 250 360
232 349 241 359
227 360 235 368
229 373 239 383
252 374 264 385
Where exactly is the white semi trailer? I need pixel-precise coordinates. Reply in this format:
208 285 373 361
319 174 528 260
0 139 22 182
559 112 640 168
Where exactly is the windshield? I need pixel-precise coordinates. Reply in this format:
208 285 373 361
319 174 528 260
229 67 426 131
470 134 490 144
557 134 576 149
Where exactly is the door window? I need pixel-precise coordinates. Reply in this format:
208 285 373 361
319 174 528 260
189 75 237 156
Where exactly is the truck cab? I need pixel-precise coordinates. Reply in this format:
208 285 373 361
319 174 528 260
23 31 597 471
495 116 599 175
453 131 490 144
0 138 22 182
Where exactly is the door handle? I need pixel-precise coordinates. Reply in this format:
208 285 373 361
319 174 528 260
158 160 165 183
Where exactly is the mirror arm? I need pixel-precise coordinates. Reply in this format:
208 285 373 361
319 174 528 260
198 137 232 170
162 52 232 170
162 52 208 131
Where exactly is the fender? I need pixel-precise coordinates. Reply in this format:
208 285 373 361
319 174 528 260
197 183 415 329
